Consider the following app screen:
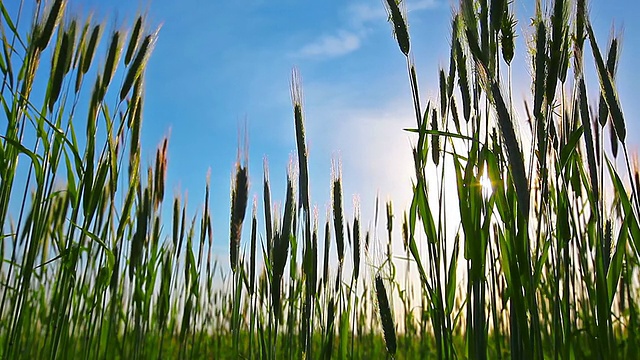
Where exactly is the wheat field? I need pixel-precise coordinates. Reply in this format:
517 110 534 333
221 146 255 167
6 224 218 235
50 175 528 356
0 0 638 359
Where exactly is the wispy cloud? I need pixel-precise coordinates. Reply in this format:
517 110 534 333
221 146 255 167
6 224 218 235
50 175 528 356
295 0 441 60
296 31 361 58
410 0 439 11
348 0 439 25
348 3 386 27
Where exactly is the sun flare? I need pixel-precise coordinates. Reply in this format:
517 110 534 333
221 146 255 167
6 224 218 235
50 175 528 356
480 168 493 198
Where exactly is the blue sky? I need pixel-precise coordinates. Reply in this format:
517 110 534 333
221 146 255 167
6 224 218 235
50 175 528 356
5 0 640 269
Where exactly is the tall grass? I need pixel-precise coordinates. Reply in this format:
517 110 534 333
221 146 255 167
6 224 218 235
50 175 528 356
0 0 638 359
389 0 640 359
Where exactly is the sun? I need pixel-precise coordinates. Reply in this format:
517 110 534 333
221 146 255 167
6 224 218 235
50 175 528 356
480 168 493 198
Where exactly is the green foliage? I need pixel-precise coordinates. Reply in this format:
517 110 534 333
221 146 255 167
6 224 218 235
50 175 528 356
0 0 638 359
394 0 639 359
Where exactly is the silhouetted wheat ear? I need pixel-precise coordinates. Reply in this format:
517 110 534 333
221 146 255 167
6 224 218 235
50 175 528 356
384 0 410 56
230 160 248 273
332 160 345 265
375 274 396 356
291 68 310 213
352 199 361 281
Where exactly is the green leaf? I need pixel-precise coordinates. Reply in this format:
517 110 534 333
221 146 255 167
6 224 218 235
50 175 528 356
0 6 15 33
0 135 44 185
532 235 551 288
415 179 438 244
606 157 640 257
69 220 112 255
405 128 478 143
408 188 431 289
607 220 627 306
558 125 583 170
445 235 460 315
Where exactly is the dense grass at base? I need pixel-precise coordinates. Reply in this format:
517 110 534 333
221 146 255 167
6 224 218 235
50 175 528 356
1 0 639 359
2 327 627 359
3 331 428 359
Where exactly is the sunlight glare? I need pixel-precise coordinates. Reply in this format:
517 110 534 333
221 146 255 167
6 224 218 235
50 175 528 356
480 168 493 198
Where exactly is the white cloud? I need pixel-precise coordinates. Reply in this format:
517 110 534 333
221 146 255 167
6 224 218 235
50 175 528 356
409 0 439 11
348 3 387 27
304 90 418 219
295 0 441 60
296 31 361 58
347 0 440 28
